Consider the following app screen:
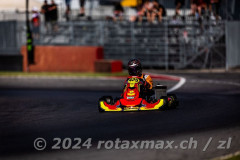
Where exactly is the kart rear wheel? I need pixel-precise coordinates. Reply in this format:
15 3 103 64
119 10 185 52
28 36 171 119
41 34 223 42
167 94 178 109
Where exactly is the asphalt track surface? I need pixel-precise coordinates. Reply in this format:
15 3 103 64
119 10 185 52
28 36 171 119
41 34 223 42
0 72 240 160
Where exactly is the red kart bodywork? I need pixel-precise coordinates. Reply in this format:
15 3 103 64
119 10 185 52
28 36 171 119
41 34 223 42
98 76 166 112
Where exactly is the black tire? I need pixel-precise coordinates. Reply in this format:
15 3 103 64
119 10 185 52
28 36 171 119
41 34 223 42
167 94 178 109
98 96 114 112
159 96 168 110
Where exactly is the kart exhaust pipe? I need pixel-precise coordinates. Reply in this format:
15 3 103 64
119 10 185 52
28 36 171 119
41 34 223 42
155 85 167 99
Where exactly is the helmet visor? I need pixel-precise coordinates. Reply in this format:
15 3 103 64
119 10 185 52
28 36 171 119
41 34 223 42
128 66 142 76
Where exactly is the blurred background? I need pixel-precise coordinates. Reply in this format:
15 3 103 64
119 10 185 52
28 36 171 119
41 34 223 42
0 0 239 72
0 1 240 160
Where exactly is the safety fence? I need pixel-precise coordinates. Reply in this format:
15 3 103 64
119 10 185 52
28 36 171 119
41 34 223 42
225 21 240 69
0 21 19 54
0 19 226 69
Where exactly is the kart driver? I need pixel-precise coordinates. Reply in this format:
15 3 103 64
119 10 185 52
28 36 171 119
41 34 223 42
124 59 154 98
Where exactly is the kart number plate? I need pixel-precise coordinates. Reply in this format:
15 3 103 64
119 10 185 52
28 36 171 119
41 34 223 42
127 96 134 99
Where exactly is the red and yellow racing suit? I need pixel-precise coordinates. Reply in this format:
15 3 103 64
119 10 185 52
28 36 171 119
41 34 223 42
122 74 153 97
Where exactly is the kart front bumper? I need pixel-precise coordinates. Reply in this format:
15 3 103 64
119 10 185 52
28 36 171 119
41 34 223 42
99 99 165 112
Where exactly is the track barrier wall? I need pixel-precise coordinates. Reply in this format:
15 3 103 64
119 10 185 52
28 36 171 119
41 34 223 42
21 46 104 72
95 60 123 73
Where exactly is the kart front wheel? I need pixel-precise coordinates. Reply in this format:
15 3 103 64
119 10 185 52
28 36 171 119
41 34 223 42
98 96 113 112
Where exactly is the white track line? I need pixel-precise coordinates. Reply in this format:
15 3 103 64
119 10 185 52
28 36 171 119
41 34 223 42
189 79 240 87
167 77 186 93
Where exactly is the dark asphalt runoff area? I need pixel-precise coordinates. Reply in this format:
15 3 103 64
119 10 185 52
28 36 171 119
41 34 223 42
0 72 240 160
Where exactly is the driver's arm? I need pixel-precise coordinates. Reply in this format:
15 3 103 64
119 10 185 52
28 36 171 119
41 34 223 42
144 75 153 90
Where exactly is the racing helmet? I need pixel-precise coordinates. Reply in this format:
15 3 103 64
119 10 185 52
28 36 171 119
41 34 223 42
128 59 142 76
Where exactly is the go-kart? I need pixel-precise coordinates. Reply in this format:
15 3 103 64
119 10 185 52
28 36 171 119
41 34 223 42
98 76 178 112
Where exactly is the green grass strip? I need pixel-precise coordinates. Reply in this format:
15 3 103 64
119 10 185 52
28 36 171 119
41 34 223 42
0 71 128 77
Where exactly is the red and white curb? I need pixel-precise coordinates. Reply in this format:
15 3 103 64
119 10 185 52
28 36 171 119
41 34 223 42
0 73 187 92
146 73 186 93
103 73 186 93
